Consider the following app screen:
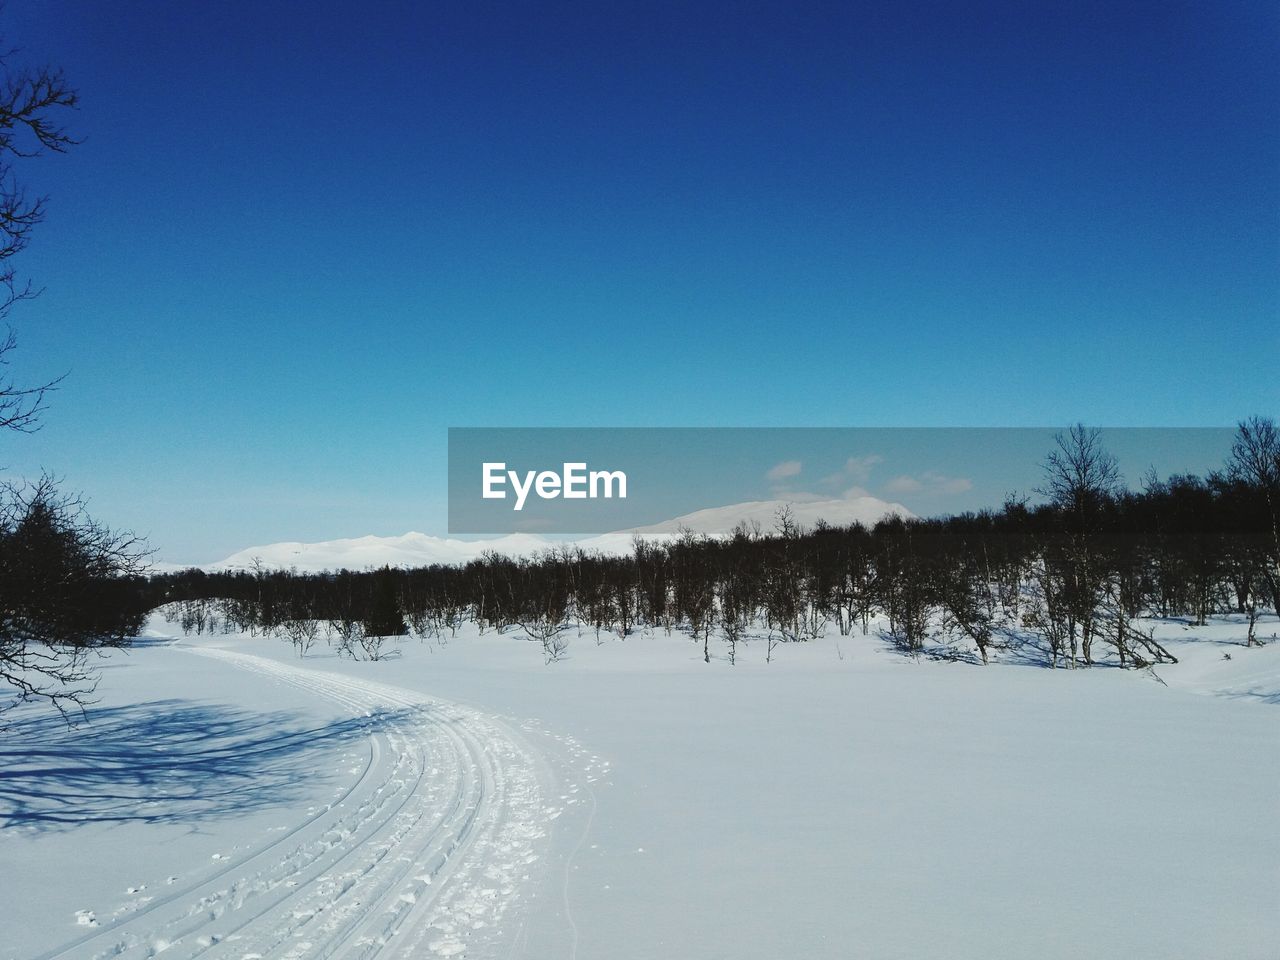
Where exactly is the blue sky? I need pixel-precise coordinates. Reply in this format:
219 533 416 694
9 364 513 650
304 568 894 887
0 1 1275 560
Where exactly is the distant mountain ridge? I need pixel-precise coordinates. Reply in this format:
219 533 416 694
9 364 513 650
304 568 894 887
628 495 912 535
200 495 912 573
210 532 552 573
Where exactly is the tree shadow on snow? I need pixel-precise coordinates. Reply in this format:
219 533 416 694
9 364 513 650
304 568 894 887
0 699 408 832
1218 685 1280 707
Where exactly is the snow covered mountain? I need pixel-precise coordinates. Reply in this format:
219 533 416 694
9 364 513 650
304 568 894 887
210 532 553 573
626 495 911 535
203 496 911 572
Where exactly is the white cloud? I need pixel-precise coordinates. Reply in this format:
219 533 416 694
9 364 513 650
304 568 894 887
841 454 883 482
883 475 922 494
883 472 973 497
820 454 884 488
766 460 803 481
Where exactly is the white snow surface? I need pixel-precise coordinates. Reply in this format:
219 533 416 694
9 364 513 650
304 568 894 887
2 614 1277 959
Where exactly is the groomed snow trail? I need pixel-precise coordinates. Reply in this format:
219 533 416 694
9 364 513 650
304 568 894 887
37 647 561 960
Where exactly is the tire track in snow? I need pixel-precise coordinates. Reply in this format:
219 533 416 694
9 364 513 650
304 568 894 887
39 647 558 960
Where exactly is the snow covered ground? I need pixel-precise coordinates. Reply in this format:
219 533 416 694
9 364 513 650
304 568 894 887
2 615 1277 959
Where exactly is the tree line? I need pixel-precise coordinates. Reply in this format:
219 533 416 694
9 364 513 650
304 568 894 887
150 419 1279 669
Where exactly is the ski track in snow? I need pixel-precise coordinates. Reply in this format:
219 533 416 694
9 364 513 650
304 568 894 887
33 647 599 960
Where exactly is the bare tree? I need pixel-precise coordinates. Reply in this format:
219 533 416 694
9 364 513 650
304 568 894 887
1228 416 1280 491
0 476 149 719
1037 426 1121 666
281 615 321 657
0 53 78 433
522 615 570 664
937 550 995 663
1039 424 1121 521
1226 416 1280 587
518 558 572 664
0 46 150 720
720 593 747 665
356 629 393 661
326 574 365 659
